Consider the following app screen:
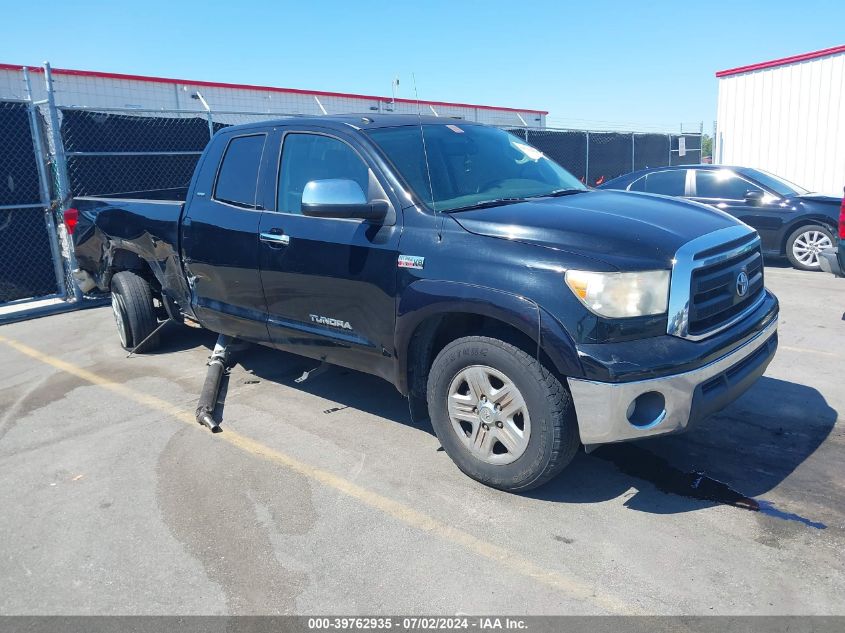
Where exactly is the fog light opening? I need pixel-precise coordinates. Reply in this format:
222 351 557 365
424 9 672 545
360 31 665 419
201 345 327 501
626 391 667 428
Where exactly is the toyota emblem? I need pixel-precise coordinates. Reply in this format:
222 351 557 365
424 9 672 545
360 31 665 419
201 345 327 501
736 270 749 297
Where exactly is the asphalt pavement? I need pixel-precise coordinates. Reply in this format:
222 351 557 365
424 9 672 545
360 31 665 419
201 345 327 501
0 263 843 615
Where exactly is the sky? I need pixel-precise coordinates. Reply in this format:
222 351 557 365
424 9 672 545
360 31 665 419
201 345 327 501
1 0 843 133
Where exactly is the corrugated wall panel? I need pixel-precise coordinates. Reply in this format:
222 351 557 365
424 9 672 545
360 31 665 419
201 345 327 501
716 52 845 195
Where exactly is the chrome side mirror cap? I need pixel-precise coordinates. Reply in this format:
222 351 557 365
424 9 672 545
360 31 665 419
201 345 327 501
301 179 387 221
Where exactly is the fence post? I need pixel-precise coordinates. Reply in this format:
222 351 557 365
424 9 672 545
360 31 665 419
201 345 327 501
585 132 590 185
43 61 83 301
23 67 66 298
713 120 718 164
631 132 635 172
191 90 215 140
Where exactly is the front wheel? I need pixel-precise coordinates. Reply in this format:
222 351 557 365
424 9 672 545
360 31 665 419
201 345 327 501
786 224 835 271
427 336 580 492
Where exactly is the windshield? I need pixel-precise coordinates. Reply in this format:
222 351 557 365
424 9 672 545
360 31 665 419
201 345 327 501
366 124 586 211
744 168 809 197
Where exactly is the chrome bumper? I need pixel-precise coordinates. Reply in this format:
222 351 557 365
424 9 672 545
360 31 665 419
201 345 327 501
819 248 843 277
568 317 778 445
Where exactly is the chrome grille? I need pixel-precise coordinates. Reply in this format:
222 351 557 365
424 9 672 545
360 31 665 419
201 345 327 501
667 226 765 341
688 246 764 335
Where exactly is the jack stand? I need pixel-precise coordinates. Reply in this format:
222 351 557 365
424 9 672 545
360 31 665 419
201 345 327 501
126 319 171 358
195 334 232 433
294 361 330 384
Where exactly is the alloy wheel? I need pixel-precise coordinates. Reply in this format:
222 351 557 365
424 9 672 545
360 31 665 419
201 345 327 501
792 230 833 268
111 293 129 348
446 365 531 465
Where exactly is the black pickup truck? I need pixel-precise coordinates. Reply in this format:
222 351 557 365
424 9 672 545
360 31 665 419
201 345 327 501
67 115 779 491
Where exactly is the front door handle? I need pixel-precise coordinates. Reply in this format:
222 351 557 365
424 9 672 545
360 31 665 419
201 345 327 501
260 231 290 246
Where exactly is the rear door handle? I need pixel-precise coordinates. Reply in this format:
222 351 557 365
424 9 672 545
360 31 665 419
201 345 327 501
260 231 290 246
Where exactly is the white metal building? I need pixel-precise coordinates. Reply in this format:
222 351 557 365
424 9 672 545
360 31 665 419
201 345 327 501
0 63 546 127
715 44 845 195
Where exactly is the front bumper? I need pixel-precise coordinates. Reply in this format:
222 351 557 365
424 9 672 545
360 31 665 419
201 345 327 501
568 316 778 445
819 247 843 277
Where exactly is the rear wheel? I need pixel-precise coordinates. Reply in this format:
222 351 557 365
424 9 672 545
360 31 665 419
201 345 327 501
427 336 579 492
110 271 160 352
786 224 834 271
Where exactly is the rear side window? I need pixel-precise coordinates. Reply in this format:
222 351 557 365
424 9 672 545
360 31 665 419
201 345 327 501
695 170 760 200
639 170 686 196
214 134 266 208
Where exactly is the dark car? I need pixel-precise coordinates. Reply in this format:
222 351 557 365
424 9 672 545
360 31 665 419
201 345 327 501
598 165 841 271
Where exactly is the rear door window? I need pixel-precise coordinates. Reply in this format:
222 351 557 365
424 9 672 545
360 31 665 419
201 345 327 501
214 134 267 208
627 176 646 192
641 170 686 196
695 170 761 200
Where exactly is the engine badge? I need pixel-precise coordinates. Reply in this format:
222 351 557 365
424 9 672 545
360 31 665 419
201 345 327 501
398 255 425 270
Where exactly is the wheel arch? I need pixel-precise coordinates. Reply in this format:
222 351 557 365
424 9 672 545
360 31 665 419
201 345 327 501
780 216 838 254
395 279 582 397
104 247 158 291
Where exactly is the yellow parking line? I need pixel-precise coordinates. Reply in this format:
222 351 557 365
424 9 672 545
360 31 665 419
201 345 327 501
0 333 639 614
779 345 841 359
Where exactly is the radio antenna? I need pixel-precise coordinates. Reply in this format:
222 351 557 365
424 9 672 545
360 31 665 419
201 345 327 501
412 73 441 241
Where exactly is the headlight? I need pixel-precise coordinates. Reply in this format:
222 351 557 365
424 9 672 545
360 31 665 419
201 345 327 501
564 270 670 318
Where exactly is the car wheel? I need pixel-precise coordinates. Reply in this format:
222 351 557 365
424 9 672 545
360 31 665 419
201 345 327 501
110 271 160 352
427 336 580 492
786 224 835 271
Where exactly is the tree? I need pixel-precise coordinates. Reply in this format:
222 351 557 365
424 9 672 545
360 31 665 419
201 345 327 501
701 133 713 161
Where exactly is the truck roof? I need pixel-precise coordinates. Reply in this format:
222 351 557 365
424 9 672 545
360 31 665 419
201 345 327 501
223 113 485 133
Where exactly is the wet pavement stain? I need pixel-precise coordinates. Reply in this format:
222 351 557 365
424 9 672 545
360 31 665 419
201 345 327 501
157 426 317 613
755 500 827 530
592 443 827 529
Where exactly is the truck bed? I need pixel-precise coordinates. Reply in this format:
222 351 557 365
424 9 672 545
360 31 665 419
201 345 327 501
89 186 189 202
71 192 186 294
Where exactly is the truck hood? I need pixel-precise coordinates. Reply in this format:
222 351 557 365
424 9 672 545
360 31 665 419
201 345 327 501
450 189 740 270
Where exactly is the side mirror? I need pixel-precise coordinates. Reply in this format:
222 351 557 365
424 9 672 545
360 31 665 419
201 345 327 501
744 190 764 206
301 179 388 221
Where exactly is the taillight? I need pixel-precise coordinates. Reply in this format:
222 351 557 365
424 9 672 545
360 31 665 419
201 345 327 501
64 207 78 235
839 189 845 239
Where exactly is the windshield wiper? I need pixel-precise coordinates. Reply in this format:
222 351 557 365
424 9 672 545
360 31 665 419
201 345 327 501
447 198 527 213
542 188 587 197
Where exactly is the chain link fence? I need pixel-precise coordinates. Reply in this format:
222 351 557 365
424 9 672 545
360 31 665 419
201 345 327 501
57 107 290 198
0 97 66 306
0 62 702 318
508 127 702 186
56 107 702 200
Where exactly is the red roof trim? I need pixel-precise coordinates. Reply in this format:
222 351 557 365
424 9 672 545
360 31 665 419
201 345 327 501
716 44 845 77
0 63 548 115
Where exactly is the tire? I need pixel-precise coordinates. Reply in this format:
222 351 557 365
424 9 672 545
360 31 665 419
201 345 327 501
785 224 835 271
427 336 579 492
110 271 160 352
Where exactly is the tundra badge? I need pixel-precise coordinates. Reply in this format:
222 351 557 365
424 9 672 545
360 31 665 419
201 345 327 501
309 314 353 330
